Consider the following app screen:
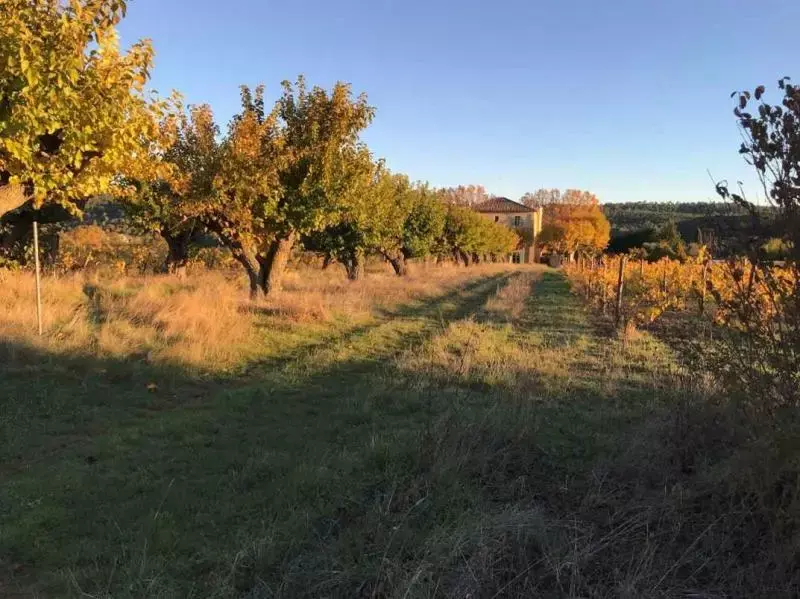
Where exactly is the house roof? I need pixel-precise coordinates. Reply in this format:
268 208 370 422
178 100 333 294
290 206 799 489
473 197 534 213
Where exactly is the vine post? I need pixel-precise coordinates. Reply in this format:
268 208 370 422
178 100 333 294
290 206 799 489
699 259 709 315
601 257 608 315
33 220 43 336
615 255 627 329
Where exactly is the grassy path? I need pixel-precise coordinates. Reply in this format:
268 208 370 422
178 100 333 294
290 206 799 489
1 268 679 597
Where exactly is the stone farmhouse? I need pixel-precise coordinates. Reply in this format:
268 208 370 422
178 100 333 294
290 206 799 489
473 197 543 263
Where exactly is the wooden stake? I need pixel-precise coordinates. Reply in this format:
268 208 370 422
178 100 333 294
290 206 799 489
33 219 43 336
700 260 709 315
601 258 608 315
615 256 627 329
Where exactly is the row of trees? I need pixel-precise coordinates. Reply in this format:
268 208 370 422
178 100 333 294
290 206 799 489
124 85 521 293
410 186 613 262
0 1 520 296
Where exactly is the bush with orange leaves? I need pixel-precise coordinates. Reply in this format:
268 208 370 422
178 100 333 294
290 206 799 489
565 253 706 333
56 225 166 274
566 251 799 410
705 258 800 412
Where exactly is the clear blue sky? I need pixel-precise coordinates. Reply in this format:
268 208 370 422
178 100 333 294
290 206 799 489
119 0 799 203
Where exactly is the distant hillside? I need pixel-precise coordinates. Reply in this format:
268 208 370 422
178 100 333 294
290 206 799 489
602 201 775 255
602 202 746 234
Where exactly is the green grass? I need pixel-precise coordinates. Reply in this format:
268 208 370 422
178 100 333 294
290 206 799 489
2 269 789 597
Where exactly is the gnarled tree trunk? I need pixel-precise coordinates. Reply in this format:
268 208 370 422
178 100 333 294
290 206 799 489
343 249 365 281
236 249 260 299
161 228 193 278
205 221 261 299
258 232 297 296
383 250 408 276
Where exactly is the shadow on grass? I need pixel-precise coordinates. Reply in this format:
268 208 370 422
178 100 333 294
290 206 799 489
0 270 513 596
1 269 714 599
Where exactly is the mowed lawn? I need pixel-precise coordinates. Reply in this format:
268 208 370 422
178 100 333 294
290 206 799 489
1 267 680 597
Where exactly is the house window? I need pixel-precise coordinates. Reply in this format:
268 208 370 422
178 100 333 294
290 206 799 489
512 253 521 264
514 215 521 226
494 215 499 222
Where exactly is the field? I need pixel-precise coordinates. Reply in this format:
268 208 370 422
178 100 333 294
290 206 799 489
1 263 796 597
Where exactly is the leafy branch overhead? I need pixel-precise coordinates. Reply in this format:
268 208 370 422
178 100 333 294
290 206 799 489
0 0 171 216
720 78 800 261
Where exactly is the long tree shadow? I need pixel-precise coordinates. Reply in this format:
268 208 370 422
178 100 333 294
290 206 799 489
0 270 514 596
239 272 511 380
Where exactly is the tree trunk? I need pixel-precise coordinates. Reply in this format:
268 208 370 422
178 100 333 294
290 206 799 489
341 247 365 281
258 232 297 296
461 251 472 267
229 247 259 298
384 251 408 276
162 229 192 278
322 254 333 270
203 220 261 299
344 253 364 281
231 249 260 299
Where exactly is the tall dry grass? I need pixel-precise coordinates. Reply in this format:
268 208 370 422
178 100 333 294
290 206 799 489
267 261 518 322
0 262 519 372
0 269 258 371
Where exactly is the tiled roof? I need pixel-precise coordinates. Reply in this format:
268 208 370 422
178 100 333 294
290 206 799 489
473 197 534 213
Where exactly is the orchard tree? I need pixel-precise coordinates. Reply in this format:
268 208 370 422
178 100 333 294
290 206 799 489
539 190 610 259
350 168 413 277
303 221 367 280
0 0 168 254
360 176 447 276
305 172 445 279
125 104 219 276
400 183 446 266
442 204 480 265
301 162 389 281
441 204 518 265
205 78 375 296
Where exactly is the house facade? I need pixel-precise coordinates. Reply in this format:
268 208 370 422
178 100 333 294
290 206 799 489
473 197 543 263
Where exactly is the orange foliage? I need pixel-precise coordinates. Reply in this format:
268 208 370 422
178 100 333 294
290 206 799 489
540 193 610 256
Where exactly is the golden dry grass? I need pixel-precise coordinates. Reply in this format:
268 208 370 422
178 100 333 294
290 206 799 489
0 269 258 370
0 262 520 372
267 261 518 321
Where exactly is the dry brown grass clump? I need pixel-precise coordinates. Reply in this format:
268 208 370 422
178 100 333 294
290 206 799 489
0 269 258 371
483 270 536 321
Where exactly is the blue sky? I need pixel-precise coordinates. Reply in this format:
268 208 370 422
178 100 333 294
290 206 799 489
119 0 799 203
